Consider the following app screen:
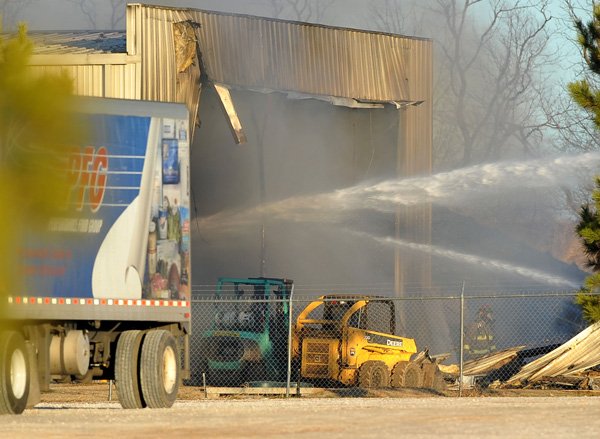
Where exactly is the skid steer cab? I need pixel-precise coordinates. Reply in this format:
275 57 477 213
293 295 445 390
197 277 292 386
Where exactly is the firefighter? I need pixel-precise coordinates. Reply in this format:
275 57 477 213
464 304 496 360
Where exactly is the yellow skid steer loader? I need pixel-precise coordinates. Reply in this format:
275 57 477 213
293 295 445 389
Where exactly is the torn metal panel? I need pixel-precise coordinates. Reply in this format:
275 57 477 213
27 4 431 151
131 4 430 104
173 20 202 141
284 92 385 109
528 375 587 388
173 21 197 73
461 346 526 376
214 83 247 145
507 320 600 385
440 347 526 378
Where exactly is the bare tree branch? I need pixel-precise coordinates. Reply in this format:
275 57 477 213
266 0 335 23
66 0 125 30
0 0 34 29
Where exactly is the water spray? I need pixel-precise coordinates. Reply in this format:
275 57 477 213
197 151 600 232
368 234 580 289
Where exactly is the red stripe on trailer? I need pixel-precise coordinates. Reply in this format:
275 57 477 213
7 296 189 307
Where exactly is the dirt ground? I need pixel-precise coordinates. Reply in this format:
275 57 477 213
36 381 600 403
1 383 599 438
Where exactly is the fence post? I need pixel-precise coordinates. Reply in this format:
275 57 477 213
459 281 465 397
285 284 295 397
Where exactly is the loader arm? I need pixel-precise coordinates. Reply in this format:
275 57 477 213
340 300 368 367
295 296 326 331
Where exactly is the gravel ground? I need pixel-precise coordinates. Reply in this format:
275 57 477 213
1 384 600 438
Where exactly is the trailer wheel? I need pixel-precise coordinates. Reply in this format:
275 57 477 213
140 330 180 408
391 361 423 388
358 361 390 389
115 330 146 409
0 331 31 415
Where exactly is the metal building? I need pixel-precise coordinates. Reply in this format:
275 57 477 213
27 3 432 295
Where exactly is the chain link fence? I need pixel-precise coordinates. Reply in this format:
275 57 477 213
185 284 586 395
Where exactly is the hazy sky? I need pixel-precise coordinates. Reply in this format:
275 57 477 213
18 0 582 76
18 1 579 32
21 0 374 31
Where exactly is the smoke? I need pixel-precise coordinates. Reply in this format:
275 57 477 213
192 89 590 290
191 87 402 289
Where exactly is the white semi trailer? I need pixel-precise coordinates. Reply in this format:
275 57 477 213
0 97 192 414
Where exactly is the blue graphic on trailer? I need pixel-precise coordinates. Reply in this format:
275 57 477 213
24 114 153 298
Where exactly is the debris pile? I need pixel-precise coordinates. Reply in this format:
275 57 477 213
442 321 600 390
504 320 600 390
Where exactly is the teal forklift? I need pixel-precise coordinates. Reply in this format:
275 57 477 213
198 277 293 386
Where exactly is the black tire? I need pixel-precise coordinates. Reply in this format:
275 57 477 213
115 330 146 409
391 361 423 388
431 369 447 392
404 364 423 388
140 330 180 408
0 330 31 415
391 361 407 388
358 360 390 389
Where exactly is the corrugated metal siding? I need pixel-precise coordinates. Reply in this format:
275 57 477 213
139 5 182 102
104 64 141 99
27 63 139 99
27 30 139 99
29 31 126 55
134 4 429 104
27 65 102 97
26 5 431 117
395 37 433 296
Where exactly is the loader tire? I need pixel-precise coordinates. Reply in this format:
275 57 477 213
115 330 146 409
140 330 180 408
431 369 447 391
358 361 390 389
391 361 423 388
0 331 30 415
421 362 445 390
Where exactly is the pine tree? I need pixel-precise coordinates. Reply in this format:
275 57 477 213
0 25 83 321
570 4 600 324
575 179 600 323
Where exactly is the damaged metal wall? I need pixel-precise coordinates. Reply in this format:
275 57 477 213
27 4 432 152
131 3 428 104
131 3 433 292
26 3 433 292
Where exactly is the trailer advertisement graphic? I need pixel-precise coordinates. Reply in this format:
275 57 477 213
21 112 191 302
